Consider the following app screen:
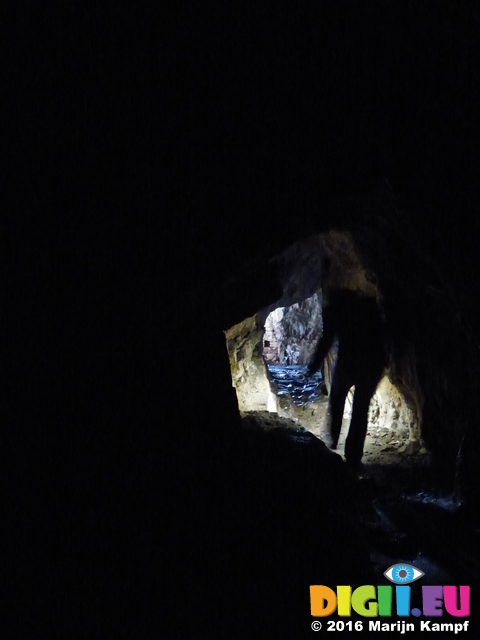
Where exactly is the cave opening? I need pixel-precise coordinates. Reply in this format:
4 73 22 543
262 293 326 406
225 230 425 469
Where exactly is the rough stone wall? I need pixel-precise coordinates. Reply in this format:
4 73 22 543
317 230 381 299
262 307 284 364
369 376 421 446
225 315 277 413
263 293 323 365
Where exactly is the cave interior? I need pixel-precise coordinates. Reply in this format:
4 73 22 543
225 230 423 466
12 3 480 637
168 193 480 635
19 186 480 637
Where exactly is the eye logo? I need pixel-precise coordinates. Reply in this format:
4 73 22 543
384 563 424 585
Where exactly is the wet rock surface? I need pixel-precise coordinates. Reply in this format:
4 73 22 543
240 413 480 615
267 364 324 405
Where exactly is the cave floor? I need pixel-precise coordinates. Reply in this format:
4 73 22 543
240 410 480 594
262 392 428 468
267 365 425 467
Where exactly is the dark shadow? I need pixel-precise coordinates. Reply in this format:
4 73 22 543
309 290 387 465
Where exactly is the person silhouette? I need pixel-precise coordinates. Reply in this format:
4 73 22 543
308 289 387 467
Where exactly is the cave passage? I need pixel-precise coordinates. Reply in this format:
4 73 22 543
224 232 424 468
263 293 325 407
222 225 479 618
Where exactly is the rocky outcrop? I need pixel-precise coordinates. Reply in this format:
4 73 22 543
263 293 322 365
225 314 277 413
